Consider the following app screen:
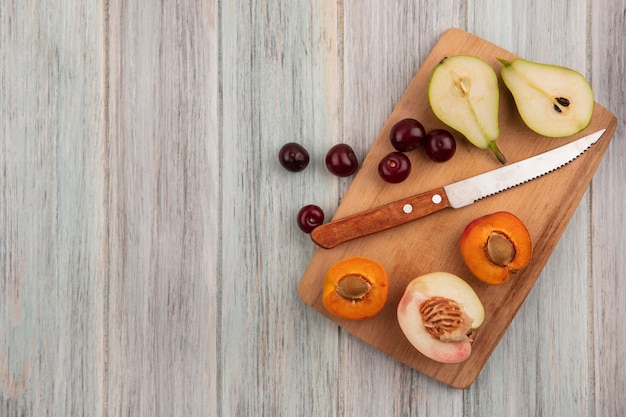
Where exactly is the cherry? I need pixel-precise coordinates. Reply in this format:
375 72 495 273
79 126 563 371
325 143 359 177
424 129 456 162
278 142 310 172
390 118 426 152
297 205 325 233
378 152 411 183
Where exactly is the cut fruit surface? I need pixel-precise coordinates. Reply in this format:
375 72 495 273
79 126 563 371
428 55 505 163
498 58 594 137
397 272 484 363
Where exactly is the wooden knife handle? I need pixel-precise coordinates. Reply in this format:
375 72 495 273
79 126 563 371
311 187 451 249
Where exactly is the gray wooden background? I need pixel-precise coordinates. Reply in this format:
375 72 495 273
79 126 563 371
1 1 624 416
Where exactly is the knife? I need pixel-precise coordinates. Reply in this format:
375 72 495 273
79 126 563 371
311 129 606 249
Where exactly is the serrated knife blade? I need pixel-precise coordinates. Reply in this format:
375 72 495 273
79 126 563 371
311 129 606 249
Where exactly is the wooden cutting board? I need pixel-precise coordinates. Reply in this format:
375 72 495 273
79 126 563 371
298 28 617 389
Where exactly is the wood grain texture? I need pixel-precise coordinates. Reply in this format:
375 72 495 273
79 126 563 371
106 0 218 416
591 2 626 417
1 0 625 415
1 0 107 416
219 0 343 415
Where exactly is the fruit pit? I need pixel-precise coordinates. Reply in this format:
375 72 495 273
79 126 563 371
485 231 516 267
419 296 472 342
336 274 372 301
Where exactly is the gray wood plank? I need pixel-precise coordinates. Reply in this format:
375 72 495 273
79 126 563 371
339 2 469 416
106 1 218 415
467 1 596 416
219 0 343 415
0 0 623 415
590 1 626 416
0 1 107 416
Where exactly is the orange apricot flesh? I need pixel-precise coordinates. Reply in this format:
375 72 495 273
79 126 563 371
460 211 532 285
322 256 389 320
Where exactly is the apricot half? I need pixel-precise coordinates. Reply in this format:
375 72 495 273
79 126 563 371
397 272 485 363
460 211 532 285
322 256 389 320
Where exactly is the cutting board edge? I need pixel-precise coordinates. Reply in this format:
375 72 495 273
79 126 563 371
296 27 618 389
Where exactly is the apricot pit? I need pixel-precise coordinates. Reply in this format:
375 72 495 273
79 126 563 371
336 274 372 300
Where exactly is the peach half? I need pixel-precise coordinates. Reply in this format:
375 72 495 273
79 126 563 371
397 272 485 364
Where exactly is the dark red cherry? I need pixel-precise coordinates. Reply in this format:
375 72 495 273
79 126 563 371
278 142 310 172
297 205 325 233
390 118 426 152
424 129 456 162
325 144 358 177
378 152 411 183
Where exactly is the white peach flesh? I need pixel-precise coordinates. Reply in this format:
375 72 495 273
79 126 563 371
397 272 485 364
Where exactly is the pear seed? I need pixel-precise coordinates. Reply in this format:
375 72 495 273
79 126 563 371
553 104 563 113
556 97 571 107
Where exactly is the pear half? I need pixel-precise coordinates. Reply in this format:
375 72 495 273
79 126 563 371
428 55 505 164
498 58 594 137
